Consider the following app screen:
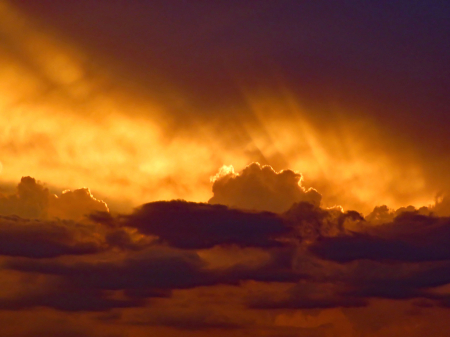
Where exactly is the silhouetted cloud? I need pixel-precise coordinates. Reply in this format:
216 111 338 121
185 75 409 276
365 204 431 224
0 215 102 258
3 244 308 312
1 246 208 311
309 213 450 262
339 260 450 302
121 200 289 249
248 261 450 312
283 202 365 242
6 246 212 292
209 163 321 213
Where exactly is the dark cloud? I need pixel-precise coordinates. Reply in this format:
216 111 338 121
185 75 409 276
2 175 450 317
249 281 367 310
0 215 102 258
6 247 212 293
365 204 431 224
339 261 450 302
0 281 141 312
0 212 149 259
1 247 207 311
104 228 151 251
209 163 321 213
121 200 289 249
283 202 365 242
240 205 450 310
309 213 450 263
3 245 307 312
248 258 450 311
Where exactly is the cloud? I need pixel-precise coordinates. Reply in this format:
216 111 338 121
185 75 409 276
129 308 242 330
2 174 450 318
0 177 108 221
0 246 207 312
0 177 50 219
240 207 450 311
248 280 367 309
283 202 365 242
0 281 141 312
220 247 306 284
121 200 289 249
309 213 450 263
247 257 450 311
431 193 450 217
0 215 103 258
339 260 450 302
4 246 213 306
209 163 321 213
1 238 312 313
0 176 148 258
365 204 430 225
4 245 307 311
0 308 120 337
48 187 109 221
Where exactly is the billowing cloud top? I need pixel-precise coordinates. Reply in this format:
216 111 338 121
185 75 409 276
0 176 108 221
209 163 321 213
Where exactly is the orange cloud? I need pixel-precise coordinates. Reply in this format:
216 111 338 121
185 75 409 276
209 162 321 213
0 177 108 221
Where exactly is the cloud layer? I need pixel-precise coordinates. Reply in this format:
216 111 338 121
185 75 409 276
0 168 449 336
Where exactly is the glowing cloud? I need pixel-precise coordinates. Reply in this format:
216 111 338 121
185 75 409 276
209 162 321 213
0 177 108 221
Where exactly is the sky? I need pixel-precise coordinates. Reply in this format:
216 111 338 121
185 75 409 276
0 0 449 336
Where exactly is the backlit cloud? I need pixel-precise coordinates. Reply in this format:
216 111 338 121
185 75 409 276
0 177 108 221
209 163 321 213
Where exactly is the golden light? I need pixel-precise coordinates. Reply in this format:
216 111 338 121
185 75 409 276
0 1 436 215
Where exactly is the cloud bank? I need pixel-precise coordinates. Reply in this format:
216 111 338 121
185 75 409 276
0 166 449 336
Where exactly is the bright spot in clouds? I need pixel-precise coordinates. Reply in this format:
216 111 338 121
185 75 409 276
0 0 438 216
